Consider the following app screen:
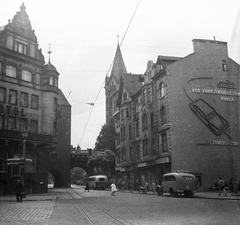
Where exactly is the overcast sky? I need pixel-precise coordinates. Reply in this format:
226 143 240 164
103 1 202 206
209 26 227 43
1 0 240 149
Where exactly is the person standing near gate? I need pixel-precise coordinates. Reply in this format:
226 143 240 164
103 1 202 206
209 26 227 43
15 180 24 203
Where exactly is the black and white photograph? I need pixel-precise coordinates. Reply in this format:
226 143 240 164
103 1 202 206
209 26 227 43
0 0 240 224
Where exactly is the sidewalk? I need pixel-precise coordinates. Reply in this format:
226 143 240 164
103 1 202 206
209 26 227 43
120 189 240 201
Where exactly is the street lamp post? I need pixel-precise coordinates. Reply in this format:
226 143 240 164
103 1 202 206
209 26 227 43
21 130 28 180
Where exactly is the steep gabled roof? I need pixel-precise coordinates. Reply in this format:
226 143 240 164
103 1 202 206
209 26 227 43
121 73 142 96
116 73 143 106
110 44 127 80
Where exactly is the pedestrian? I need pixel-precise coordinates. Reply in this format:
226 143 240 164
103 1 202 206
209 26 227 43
232 179 238 196
229 178 233 196
15 180 24 203
218 177 227 197
85 182 90 192
110 182 117 196
152 182 156 194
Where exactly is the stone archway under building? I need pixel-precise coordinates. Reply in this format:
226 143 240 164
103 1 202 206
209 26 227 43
49 169 66 188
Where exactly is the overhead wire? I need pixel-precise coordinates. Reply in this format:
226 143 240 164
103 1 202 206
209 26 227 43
78 0 141 147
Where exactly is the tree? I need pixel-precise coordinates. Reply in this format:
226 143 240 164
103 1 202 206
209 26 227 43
71 167 87 184
87 149 116 175
95 118 116 153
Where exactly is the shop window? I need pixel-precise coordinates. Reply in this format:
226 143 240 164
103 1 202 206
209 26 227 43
6 65 17 78
20 92 28 107
22 70 32 82
0 150 8 173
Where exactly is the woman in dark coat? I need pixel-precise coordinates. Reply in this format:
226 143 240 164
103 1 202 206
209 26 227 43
85 182 90 192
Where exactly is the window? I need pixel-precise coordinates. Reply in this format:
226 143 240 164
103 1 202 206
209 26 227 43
6 65 17 78
121 125 126 141
124 92 127 101
8 116 16 130
9 90 17 105
20 92 28 107
137 144 140 159
159 82 165 98
142 112 148 129
19 118 27 132
135 119 140 137
0 87 6 103
22 70 32 82
31 95 39 109
129 125 132 139
49 77 54 85
0 150 8 173
35 74 41 85
160 105 167 125
53 121 57 136
0 115 4 129
222 60 227 72
147 87 151 102
143 138 149 155
142 89 146 104
0 62 2 74
30 120 38 133
24 152 36 173
54 78 58 87
15 42 27 54
54 98 57 112
162 133 168 152
121 109 124 120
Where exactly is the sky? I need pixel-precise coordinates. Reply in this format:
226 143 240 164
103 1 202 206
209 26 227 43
1 0 240 149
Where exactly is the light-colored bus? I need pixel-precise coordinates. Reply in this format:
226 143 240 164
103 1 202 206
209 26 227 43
162 172 197 197
88 175 108 190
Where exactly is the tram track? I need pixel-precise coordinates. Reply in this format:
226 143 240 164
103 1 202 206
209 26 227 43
67 188 133 225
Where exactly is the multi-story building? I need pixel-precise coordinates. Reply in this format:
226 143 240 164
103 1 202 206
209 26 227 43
106 39 240 191
0 3 71 194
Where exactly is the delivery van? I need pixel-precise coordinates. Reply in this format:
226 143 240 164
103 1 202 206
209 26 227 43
162 172 196 197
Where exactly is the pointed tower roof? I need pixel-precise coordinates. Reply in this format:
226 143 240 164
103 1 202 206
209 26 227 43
110 44 127 80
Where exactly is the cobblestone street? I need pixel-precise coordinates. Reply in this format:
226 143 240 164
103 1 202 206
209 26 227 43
0 200 55 225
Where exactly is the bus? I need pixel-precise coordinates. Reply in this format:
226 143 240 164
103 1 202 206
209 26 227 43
88 175 108 190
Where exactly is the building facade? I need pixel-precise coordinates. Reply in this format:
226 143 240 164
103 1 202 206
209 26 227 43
106 39 240 191
0 3 71 194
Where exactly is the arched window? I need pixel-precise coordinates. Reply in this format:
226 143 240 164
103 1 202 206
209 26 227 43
22 70 32 82
159 82 165 98
0 150 8 172
25 152 36 173
6 65 17 78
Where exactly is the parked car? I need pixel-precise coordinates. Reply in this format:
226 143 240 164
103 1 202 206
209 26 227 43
162 172 197 197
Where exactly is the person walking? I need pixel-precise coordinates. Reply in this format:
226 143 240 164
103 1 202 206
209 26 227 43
85 182 90 192
110 182 117 196
218 177 227 197
15 180 24 203
232 179 238 196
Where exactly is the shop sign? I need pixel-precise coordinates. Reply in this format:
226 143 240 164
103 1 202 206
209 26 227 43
196 140 239 146
138 162 147 168
156 157 170 164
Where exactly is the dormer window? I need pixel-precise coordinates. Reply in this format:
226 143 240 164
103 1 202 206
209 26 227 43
22 70 32 82
222 60 227 72
15 42 27 55
49 77 54 85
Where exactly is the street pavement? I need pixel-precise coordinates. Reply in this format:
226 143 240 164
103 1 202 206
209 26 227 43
0 188 239 225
